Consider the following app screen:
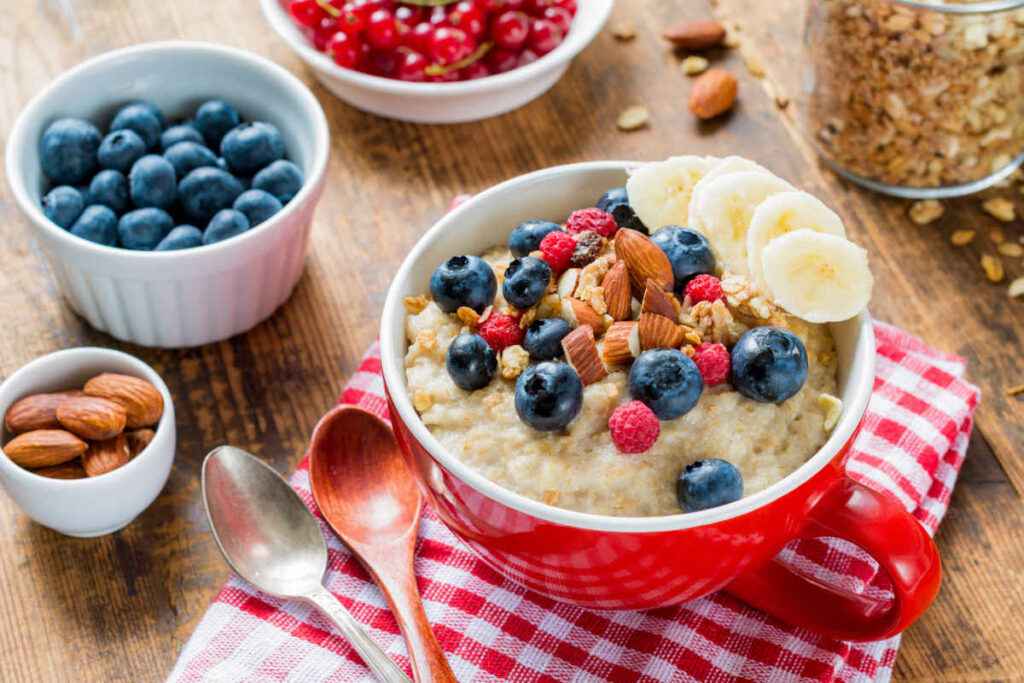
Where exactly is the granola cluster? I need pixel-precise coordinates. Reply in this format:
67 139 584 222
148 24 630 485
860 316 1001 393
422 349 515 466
807 0 1024 189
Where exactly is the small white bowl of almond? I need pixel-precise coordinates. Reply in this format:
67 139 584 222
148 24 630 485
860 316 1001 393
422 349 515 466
0 347 175 537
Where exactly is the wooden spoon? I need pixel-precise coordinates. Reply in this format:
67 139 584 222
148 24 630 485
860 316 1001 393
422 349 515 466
308 405 456 683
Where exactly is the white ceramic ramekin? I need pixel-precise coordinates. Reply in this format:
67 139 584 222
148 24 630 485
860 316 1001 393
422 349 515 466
0 348 176 537
6 41 330 348
259 0 614 124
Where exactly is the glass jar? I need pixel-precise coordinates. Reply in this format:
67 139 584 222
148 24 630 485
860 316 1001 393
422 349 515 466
803 0 1024 198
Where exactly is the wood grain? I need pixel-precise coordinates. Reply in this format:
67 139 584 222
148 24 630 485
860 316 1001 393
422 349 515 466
0 0 1020 680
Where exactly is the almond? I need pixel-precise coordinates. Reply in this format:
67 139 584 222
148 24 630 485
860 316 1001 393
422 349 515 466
561 298 603 331
602 261 632 321
639 313 686 350
84 373 164 428
663 19 726 50
641 279 679 319
83 433 130 477
33 460 87 480
561 325 607 386
4 390 84 434
56 396 126 441
126 428 156 457
602 321 640 365
4 429 87 468
614 229 674 294
689 68 738 120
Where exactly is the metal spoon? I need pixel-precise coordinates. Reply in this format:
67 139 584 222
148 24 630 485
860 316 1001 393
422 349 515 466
201 445 410 682
308 406 456 683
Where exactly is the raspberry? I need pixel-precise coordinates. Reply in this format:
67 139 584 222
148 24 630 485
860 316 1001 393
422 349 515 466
685 274 724 303
565 208 618 238
478 312 523 352
538 230 576 273
608 400 660 454
693 342 730 386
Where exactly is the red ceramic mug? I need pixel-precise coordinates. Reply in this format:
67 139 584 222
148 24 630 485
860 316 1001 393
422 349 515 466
380 162 940 641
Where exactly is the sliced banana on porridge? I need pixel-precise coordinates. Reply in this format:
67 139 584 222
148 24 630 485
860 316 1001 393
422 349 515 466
625 155 714 232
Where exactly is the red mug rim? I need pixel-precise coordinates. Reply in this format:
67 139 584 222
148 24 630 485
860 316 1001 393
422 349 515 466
380 160 876 534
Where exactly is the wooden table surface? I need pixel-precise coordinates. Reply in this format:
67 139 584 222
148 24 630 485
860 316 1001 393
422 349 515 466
1 0 1022 680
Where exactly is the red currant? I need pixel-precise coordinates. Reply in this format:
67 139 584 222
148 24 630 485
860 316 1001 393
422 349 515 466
429 26 475 65
486 47 519 73
396 49 428 81
312 16 340 51
517 48 539 67
491 11 529 50
367 9 400 50
339 4 367 34
460 61 491 80
289 0 324 28
524 0 558 15
327 30 363 69
448 1 486 37
542 6 572 34
395 5 424 29
428 6 449 26
486 0 525 10
557 0 576 14
367 48 398 77
528 18 562 55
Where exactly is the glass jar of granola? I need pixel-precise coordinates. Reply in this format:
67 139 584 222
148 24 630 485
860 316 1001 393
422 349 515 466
804 0 1024 198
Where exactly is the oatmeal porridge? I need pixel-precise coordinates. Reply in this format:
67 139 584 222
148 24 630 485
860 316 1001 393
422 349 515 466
404 156 873 517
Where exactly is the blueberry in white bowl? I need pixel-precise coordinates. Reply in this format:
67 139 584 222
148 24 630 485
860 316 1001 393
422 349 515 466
446 333 497 391
429 256 496 314
651 226 716 290
110 102 163 149
88 170 130 214
39 118 101 185
97 129 147 173
155 225 204 251
160 124 203 152
42 186 85 229
70 205 118 246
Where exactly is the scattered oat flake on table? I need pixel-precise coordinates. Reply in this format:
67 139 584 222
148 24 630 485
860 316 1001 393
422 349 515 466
981 254 1004 283
682 55 709 76
950 230 975 246
908 199 944 225
611 21 636 41
998 242 1023 258
982 197 1016 222
617 105 650 131
1006 383 1024 397
1009 277 1024 299
743 53 765 78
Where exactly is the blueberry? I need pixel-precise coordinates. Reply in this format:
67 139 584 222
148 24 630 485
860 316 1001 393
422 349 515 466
252 160 304 203
160 124 203 151
194 100 241 148
628 349 703 420
508 220 560 257
110 103 163 149
39 118 101 185
429 255 496 313
221 122 285 175
129 155 177 209
163 141 219 178
502 256 552 309
203 209 251 245
69 205 118 246
677 459 743 512
177 167 245 224
596 187 647 233
445 333 497 391
233 189 283 227
42 186 85 229
129 100 167 129
97 129 147 173
155 225 203 251
118 207 174 250
651 226 716 289
522 318 572 361
88 169 130 213
514 361 583 432
75 184 93 206
731 327 808 403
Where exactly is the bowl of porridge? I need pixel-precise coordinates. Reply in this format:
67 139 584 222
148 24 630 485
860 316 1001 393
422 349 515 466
380 158 941 640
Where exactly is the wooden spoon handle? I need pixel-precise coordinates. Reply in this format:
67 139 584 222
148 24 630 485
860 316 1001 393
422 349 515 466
376 567 457 683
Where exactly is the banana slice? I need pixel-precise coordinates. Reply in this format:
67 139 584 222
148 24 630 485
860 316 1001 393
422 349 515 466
747 191 846 291
625 156 714 232
761 229 873 323
687 171 795 275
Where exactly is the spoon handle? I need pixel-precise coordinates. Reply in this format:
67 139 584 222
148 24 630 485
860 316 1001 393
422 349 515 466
305 585 412 683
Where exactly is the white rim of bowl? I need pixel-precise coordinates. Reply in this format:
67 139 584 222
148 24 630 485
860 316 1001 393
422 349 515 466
259 0 614 95
5 40 330 262
380 160 877 534
0 347 175 488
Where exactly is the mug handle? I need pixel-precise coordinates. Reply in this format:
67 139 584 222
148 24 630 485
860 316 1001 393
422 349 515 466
725 477 941 642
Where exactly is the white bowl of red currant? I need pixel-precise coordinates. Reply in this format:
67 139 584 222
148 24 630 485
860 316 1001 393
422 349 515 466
260 0 612 124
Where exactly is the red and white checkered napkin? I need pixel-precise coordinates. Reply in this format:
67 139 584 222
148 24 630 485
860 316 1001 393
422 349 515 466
170 321 978 683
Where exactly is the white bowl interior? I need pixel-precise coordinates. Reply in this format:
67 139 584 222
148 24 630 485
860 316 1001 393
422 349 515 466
381 161 875 533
